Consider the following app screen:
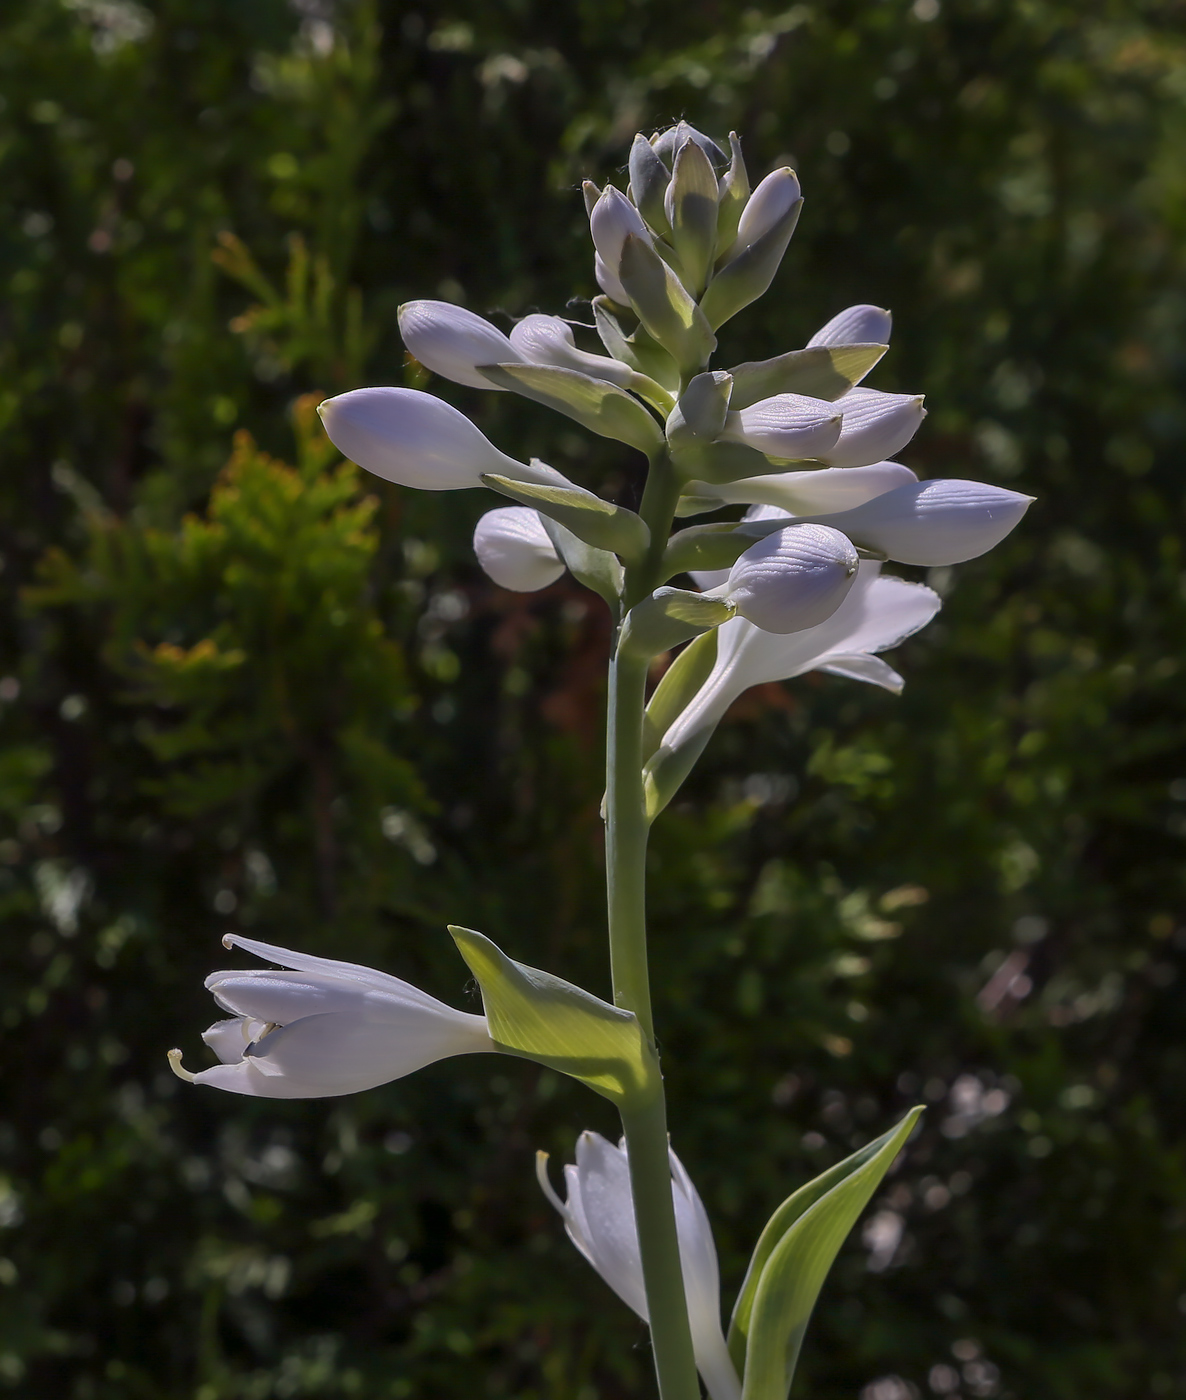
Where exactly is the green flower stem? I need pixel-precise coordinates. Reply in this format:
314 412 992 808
604 445 699 1400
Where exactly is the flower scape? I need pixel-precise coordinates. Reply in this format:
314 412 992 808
171 123 1031 1400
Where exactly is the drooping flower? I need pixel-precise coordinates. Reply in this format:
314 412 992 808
537 1132 741 1400
657 560 942 765
168 934 494 1098
473 506 565 592
318 387 570 492
721 524 858 634
397 300 522 390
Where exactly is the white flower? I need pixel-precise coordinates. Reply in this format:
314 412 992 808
590 186 650 303
398 300 521 390
723 524 858 634
509 313 636 388
689 461 919 514
537 1132 741 1400
473 506 565 591
731 167 801 256
719 388 923 468
168 934 494 1099
801 477 1035 565
659 561 941 758
318 387 570 492
719 392 842 460
808 303 893 347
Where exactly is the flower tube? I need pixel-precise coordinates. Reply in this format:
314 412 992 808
318 387 571 492
538 1132 741 1400
689 461 919 514
169 934 494 1098
473 506 565 591
397 300 522 390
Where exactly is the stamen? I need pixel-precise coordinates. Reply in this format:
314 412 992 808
534 1150 569 1216
167 1048 196 1083
221 933 235 950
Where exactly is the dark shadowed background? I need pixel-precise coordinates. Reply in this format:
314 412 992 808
1 1 1184 1396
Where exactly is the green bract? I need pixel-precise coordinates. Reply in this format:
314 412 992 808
729 343 888 408
449 926 657 1104
619 587 735 659
479 361 665 456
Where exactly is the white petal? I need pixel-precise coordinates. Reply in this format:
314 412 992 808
693 461 919 514
807 303 892 348
201 1016 264 1065
734 167 800 252
192 1004 492 1099
473 506 565 591
815 653 905 692
595 252 631 306
541 1133 740 1400
570 1132 649 1318
721 392 842 460
820 387 926 468
725 524 858 634
398 300 520 390
809 478 1034 565
509 314 636 388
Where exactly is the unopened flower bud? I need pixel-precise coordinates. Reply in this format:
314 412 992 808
732 167 801 255
590 187 650 304
318 387 564 492
473 507 565 592
806 478 1034 565
720 392 842 460
808 304 893 348
725 524 858 634
650 121 728 170
509 314 635 388
820 388 925 468
398 300 521 390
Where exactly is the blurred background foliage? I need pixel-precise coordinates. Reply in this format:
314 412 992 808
0 0 1184 1396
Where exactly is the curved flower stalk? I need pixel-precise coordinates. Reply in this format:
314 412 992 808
538 1132 741 1400
168 934 494 1098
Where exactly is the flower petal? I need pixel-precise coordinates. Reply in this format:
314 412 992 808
473 506 565 592
398 300 520 390
807 303 892 348
820 387 926 468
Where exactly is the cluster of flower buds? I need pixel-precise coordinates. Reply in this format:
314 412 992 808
318 121 1030 706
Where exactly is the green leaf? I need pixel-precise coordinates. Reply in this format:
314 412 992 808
729 344 888 409
699 199 802 332
539 516 624 612
479 362 664 456
620 586 735 659
482 474 650 562
619 233 717 375
733 1108 924 1399
449 926 657 1103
